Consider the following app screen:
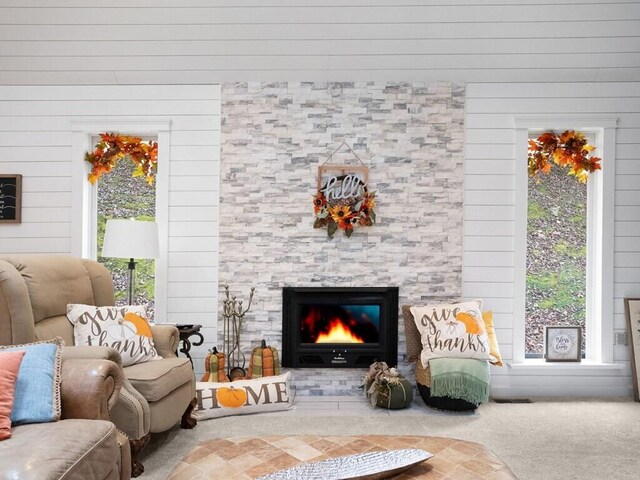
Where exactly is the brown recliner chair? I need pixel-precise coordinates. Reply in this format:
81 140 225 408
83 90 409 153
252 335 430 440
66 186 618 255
0 254 197 477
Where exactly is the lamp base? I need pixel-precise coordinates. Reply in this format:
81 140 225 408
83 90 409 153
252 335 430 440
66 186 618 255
127 258 136 305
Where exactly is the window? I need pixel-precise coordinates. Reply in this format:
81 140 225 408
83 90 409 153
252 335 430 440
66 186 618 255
525 135 588 357
513 117 616 364
71 120 170 323
96 150 157 319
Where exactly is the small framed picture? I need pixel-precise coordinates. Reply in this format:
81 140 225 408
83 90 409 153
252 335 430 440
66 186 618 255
544 326 582 362
0 174 22 224
624 298 640 402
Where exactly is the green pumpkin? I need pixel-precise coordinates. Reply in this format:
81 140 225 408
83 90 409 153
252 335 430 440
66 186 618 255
375 378 414 409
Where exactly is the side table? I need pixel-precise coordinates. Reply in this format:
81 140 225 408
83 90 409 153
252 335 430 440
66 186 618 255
175 324 204 366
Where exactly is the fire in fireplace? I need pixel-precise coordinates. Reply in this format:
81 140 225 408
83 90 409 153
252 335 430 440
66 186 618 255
282 287 399 368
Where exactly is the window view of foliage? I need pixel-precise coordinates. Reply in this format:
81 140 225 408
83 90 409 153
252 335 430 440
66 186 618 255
97 158 156 319
526 166 587 355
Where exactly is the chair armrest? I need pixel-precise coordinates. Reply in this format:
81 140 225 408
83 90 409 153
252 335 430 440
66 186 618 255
151 324 179 358
62 345 123 368
60 358 122 421
61 345 151 440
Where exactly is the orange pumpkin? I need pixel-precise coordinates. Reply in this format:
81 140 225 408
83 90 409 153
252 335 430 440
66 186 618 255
216 387 247 408
123 312 153 338
455 311 486 335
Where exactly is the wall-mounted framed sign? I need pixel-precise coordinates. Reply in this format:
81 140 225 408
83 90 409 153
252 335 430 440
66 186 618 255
0 174 22 224
313 143 376 239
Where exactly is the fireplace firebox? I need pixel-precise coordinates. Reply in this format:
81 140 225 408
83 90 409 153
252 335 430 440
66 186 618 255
282 287 399 368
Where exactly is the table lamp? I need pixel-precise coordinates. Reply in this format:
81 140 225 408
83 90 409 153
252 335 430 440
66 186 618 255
102 218 159 305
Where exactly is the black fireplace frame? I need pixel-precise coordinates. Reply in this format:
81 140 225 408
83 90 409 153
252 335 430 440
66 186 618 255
282 286 399 368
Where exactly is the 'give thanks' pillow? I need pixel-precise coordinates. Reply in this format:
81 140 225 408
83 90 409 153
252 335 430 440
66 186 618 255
410 300 495 367
67 304 161 367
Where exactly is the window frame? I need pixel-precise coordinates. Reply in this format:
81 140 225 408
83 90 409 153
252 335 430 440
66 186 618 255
70 120 171 322
513 115 617 364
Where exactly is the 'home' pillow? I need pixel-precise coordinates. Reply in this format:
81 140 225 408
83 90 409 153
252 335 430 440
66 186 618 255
67 304 161 367
0 337 64 426
194 372 294 420
0 350 26 440
410 300 494 367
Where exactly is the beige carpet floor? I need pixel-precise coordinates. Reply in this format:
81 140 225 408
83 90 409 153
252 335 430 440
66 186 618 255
140 397 640 480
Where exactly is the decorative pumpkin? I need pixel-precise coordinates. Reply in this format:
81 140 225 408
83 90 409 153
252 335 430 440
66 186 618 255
363 362 413 410
247 340 281 379
375 376 413 409
216 386 247 408
201 347 230 383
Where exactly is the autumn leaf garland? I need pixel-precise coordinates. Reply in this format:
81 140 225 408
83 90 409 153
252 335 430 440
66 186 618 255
528 130 601 183
85 133 158 185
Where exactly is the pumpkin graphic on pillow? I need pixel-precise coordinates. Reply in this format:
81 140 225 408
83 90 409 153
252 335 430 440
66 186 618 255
106 321 137 341
123 312 153 338
441 318 466 339
455 311 486 335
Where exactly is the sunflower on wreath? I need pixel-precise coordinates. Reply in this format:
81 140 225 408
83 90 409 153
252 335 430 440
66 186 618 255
313 186 376 238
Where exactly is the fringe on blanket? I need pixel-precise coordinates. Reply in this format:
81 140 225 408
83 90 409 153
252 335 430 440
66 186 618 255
430 371 489 406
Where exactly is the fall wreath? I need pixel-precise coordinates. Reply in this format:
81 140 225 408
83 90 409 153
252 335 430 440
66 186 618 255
85 133 158 185
313 174 376 238
528 130 601 183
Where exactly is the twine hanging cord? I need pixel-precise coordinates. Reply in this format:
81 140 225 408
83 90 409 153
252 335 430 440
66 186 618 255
320 141 368 169
317 142 369 192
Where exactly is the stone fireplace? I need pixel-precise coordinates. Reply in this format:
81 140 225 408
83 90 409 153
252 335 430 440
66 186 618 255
220 82 464 395
282 287 399 368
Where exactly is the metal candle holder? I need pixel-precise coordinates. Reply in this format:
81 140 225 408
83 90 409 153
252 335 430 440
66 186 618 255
222 284 255 377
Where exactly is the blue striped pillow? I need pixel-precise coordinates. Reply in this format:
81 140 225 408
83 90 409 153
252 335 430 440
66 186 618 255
0 337 63 425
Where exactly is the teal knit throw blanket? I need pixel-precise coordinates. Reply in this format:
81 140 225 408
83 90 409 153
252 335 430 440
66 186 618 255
429 358 490 406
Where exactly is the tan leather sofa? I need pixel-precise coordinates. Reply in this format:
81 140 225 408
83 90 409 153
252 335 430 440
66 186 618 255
0 355 131 480
0 255 197 476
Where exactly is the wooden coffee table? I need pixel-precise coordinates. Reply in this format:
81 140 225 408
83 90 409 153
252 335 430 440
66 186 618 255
168 435 516 479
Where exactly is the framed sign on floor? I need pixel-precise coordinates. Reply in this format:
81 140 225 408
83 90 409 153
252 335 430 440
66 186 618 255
625 298 640 402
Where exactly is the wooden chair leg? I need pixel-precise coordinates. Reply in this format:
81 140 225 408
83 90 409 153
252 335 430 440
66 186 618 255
130 433 150 477
181 397 198 429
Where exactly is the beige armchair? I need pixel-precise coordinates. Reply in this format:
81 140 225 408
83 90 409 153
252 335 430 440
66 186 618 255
0 254 197 477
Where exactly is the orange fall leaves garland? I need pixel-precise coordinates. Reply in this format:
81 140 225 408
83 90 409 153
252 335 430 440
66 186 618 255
528 130 601 183
85 133 158 185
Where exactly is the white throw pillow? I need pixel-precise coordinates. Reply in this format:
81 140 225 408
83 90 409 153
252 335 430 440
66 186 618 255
194 372 294 420
66 304 161 367
410 300 495 367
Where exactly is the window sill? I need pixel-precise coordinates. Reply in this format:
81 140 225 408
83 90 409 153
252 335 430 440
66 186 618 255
507 359 625 375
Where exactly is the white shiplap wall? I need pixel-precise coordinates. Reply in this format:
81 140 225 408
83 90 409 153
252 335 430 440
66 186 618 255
0 85 220 375
464 82 639 397
0 1 639 84
0 1 638 395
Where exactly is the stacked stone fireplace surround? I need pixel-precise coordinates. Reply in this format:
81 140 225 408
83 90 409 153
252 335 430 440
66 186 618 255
219 82 465 396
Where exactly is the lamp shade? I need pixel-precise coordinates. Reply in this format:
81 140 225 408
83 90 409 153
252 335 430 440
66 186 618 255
102 219 159 260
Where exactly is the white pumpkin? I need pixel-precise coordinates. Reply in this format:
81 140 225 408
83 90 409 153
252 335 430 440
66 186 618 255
107 321 137 341
440 319 466 339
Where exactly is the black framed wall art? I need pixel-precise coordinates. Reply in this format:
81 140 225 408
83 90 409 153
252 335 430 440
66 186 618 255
0 174 22 223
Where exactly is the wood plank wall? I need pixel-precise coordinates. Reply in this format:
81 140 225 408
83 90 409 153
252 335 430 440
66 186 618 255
0 85 221 373
0 0 638 392
0 1 638 84
464 82 639 396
